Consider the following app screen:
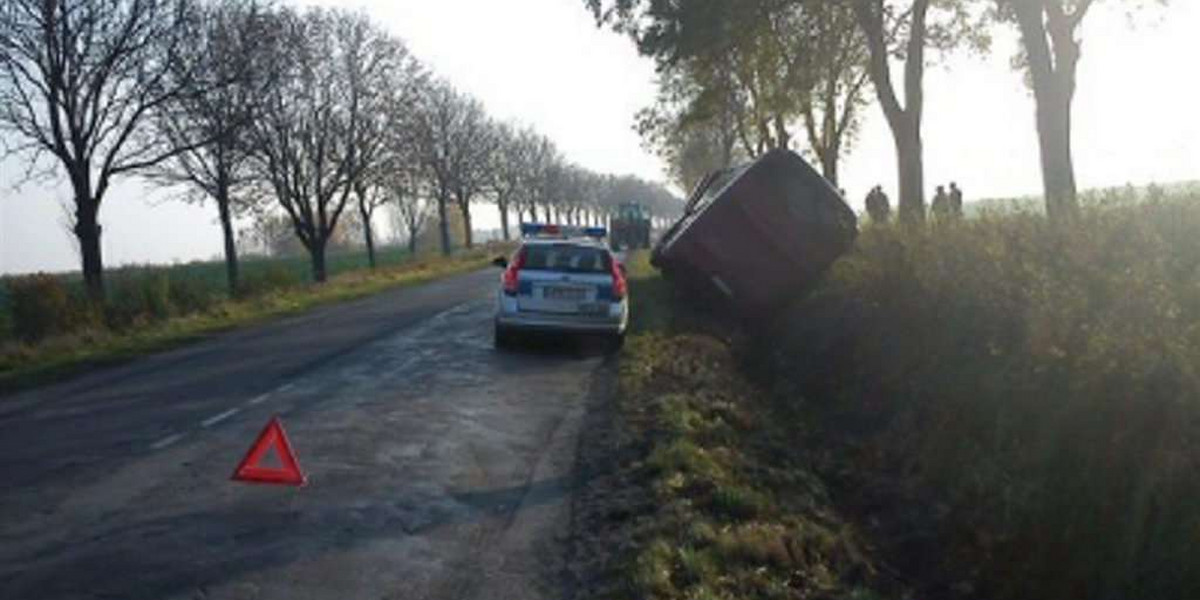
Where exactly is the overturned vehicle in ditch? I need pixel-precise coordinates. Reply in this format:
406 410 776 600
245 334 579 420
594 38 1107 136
651 149 858 317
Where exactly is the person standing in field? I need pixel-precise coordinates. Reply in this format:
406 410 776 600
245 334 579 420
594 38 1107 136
865 185 892 224
931 185 951 221
949 182 964 219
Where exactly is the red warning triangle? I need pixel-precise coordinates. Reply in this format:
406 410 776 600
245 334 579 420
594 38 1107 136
231 416 307 486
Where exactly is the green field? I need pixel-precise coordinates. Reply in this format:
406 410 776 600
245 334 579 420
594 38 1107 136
0 246 413 315
0 245 431 339
0 244 509 392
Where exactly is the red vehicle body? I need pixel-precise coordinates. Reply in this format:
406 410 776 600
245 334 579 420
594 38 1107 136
651 149 858 316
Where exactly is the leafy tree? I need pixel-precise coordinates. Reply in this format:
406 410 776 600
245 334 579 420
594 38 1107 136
635 66 744 193
590 0 871 189
798 1 871 186
0 0 207 300
601 0 804 152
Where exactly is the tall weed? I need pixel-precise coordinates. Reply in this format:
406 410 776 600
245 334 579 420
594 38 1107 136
105 269 172 329
767 194 1200 599
4 274 93 342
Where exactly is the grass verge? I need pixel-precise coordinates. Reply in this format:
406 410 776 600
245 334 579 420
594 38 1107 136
0 247 506 394
583 252 899 600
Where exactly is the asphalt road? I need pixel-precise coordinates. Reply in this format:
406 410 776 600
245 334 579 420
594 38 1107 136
0 269 610 600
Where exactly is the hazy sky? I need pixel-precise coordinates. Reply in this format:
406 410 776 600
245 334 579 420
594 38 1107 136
2 0 1197 275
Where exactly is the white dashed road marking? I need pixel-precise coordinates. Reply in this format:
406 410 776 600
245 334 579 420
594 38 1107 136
247 393 272 406
149 433 184 450
201 408 240 428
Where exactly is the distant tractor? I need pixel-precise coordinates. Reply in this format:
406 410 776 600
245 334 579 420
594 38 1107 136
609 202 652 250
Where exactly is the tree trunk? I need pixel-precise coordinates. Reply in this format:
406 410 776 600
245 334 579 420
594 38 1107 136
215 185 240 296
436 192 451 256
310 238 328 283
498 200 511 241
821 149 839 188
854 0 928 226
1034 84 1078 221
895 120 926 225
1011 1 1082 222
356 184 377 268
460 203 474 248
72 184 105 303
361 203 377 268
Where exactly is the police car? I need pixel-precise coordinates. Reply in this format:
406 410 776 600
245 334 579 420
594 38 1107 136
492 224 629 351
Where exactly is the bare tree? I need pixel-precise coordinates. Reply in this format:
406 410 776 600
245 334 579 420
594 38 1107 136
488 122 532 240
150 0 271 296
385 163 431 255
411 81 461 256
513 132 556 223
0 0 206 300
337 12 424 268
411 83 497 253
247 7 357 282
526 135 564 223
448 96 497 248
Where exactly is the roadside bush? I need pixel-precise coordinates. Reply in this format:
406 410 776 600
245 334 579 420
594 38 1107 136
105 269 172 329
5 273 91 342
764 193 1200 599
240 262 304 297
167 274 219 315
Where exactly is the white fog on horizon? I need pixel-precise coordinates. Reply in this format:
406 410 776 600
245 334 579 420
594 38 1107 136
1 0 1197 275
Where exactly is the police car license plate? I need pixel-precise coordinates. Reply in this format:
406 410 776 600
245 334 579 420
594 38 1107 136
579 302 607 315
544 286 586 301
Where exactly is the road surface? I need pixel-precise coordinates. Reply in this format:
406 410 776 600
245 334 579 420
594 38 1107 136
0 269 611 600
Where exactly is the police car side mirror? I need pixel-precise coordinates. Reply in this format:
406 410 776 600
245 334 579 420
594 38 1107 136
492 256 508 268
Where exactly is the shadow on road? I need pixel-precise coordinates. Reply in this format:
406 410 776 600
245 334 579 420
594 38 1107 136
6 475 575 600
499 334 619 360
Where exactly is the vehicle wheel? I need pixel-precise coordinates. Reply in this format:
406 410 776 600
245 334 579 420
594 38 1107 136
494 325 516 351
606 332 626 354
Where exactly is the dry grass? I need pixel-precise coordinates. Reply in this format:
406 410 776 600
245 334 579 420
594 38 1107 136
615 252 895 599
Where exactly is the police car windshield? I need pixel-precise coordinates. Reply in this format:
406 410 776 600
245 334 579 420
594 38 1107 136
522 244 611 274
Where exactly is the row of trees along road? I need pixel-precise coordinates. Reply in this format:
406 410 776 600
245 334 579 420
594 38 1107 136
589 0 1138 225
0 0 682 301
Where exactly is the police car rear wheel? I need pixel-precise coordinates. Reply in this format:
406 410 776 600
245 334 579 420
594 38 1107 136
606 332 625 353
494 324 517 351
